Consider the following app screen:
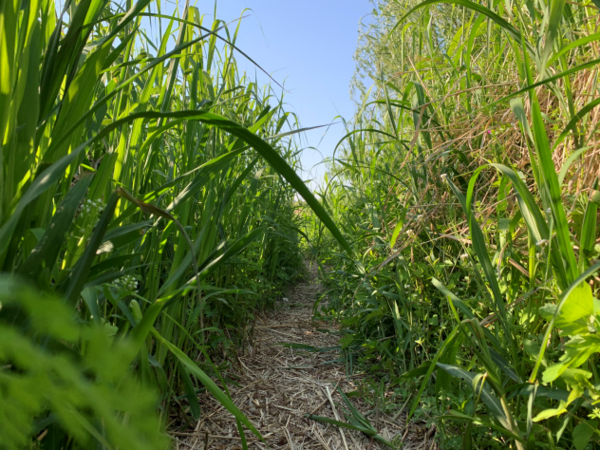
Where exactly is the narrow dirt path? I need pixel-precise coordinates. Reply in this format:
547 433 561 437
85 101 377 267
174 262 427 450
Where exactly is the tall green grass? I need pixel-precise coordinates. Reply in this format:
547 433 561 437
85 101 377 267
0 0 349 447
313 0 600 447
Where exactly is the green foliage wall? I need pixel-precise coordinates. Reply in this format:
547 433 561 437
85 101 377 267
0 0 350 447
312 0 600 447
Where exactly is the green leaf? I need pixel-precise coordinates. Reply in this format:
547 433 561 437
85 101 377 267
558 148 588 187
407 327 460 420
557 283 594 325
447 176 515 355
541 0 566 67
580 180 599 272
532 407 567 422
304 415 371 433
547 33 600 67
276 343 319 351
553 99 600 150
390 218 403 249
61 193 119 305
151 329 262 440
19 174 93 280
180 364 201 420
531 262 600 382
540 283 594 336
573 421 597 450
398 362 431 380
437 363 509 427
432 277 474 319
392 0 533 54
191 112 352 255
438 411 524 442
515 384 569 402
0 144 87 261
304 415 395 448
528 67 579 285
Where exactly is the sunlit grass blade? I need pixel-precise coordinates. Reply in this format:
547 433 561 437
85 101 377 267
151 328 263 440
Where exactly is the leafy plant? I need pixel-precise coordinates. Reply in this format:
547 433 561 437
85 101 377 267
0 0 348 446
310 0 600 447
0 276 168 450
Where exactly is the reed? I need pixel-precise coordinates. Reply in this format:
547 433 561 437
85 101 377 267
0 0 348 447
313 0 600 446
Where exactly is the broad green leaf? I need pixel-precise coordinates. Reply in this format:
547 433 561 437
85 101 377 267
532 262 600 382
556 283 594 328
573 421 597 450
540 283 594 336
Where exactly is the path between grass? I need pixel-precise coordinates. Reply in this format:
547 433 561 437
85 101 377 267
172 262 430 449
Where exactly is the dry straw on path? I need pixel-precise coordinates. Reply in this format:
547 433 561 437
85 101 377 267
172 263 432 450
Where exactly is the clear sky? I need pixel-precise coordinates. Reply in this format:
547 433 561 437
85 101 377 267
190 1 374 187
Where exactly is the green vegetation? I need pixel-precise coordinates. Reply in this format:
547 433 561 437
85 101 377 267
0 0 351 447
310 0 600 447
4 0 600 447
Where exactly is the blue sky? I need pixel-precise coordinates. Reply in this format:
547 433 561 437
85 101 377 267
185 1 374 186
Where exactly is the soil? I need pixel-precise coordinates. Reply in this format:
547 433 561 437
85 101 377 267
171 262 431 450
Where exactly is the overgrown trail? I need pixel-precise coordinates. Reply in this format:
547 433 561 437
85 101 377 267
174 262 429 450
